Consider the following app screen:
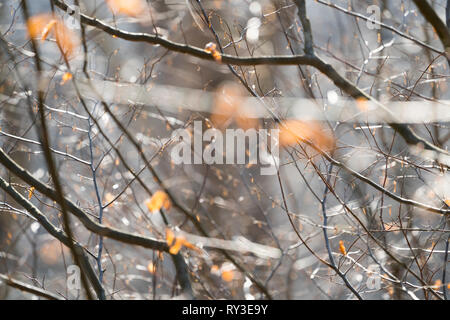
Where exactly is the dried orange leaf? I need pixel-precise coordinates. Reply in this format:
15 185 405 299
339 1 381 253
355 97 369 111
104 192 115 204
211 265 219 273
181 239 201 252
166 228 175 246
28 186 35 200
54 23 78 58
205 42 221 62
211 82 257 129
41 19 57 41
383 223 400 232
339 240 347 255
433 279 442 290
221 270 234 282
163 198 171 211
212 51 222 62
279 120 335 151
146 190 171 213
106 0 147 17
165 230 200 254
147 262 156 274
169 237 184 254
205 42 217 53
27 14 78 59
60 72 72 85
27 14 54 39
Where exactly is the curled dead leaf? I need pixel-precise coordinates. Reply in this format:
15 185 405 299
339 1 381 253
41 19 57 41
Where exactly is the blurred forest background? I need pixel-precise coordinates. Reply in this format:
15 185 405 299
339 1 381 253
0 0 449 300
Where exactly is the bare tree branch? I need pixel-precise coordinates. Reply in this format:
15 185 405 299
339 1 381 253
413 0 450 50
0 273 63 300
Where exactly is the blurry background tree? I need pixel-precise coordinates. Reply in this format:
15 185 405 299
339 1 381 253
0 0 449 300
